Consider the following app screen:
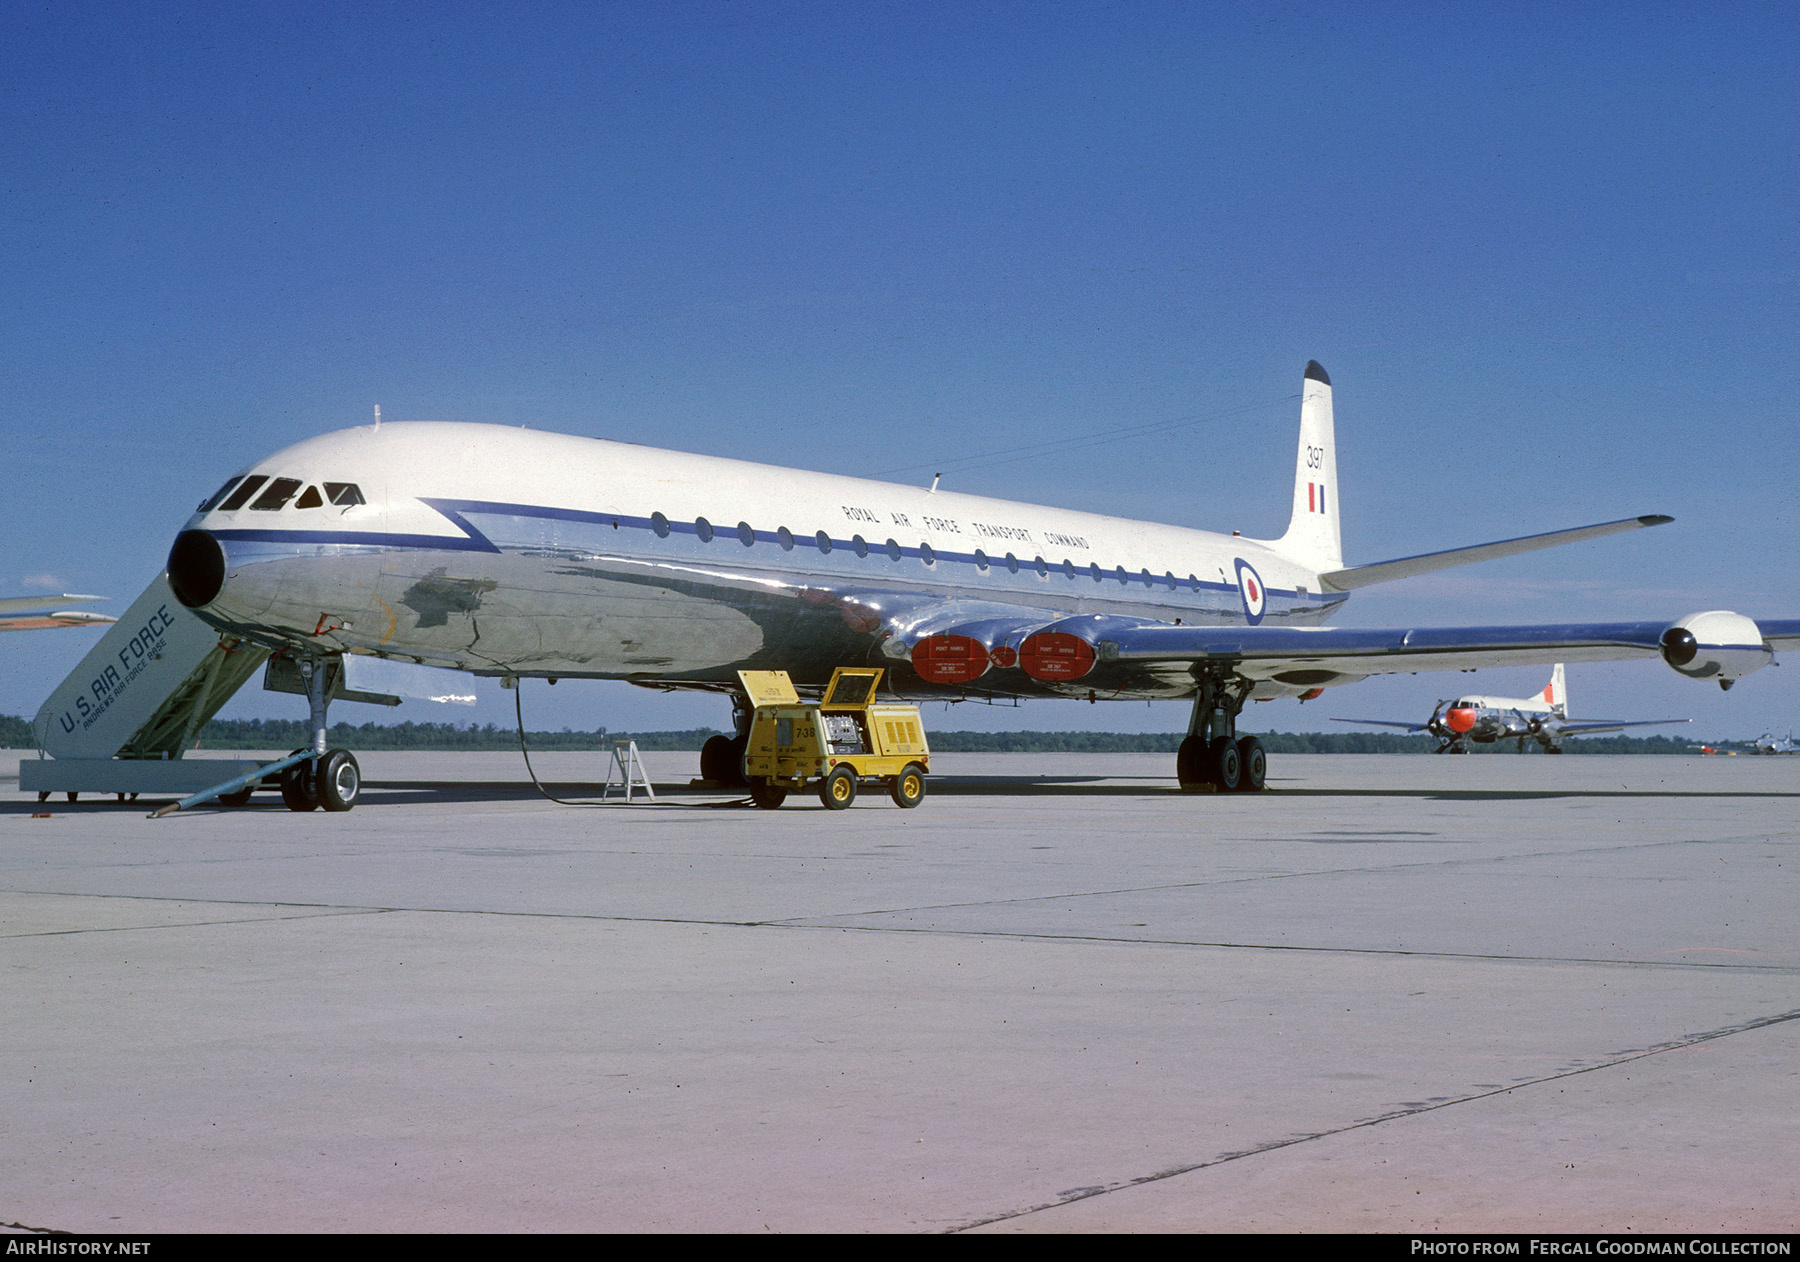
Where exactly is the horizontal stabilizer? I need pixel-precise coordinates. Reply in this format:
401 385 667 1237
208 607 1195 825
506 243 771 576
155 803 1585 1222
1319 516 1673 593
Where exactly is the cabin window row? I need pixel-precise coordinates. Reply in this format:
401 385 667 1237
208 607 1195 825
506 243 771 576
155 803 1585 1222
198 475 365 513
648 511 1206 591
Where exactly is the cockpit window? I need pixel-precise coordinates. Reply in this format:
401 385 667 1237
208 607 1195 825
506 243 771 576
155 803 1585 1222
294 485 324 509
250 478 303 510
324 482 365 506
218 475 268 512
198 477 242 513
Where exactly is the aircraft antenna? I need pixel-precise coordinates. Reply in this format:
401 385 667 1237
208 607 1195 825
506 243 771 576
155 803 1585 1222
929 473 941 493
373 405 381 431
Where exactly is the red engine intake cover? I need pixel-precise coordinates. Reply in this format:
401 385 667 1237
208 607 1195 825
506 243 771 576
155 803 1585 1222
1018 631 1096 682
910 634 989 684
1445 707 1478 734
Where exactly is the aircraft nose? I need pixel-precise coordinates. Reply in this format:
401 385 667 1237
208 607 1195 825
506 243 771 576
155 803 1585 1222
1445 707 1477 734
167 529 226 608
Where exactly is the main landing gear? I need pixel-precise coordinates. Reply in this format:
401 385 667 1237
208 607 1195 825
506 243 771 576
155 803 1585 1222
699 692 753 788
1177 673 1266 793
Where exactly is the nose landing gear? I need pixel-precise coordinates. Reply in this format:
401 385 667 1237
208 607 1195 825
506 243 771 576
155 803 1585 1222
278 656 363 812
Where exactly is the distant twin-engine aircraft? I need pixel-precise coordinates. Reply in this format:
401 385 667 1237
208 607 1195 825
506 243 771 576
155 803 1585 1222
1331 663 1689 753
35 362 1800 811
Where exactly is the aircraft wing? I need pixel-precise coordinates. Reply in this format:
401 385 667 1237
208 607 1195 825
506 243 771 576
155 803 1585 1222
1089 616 1792 692
0 594 115 633
1545 718 1690 737
1328 717 1434 732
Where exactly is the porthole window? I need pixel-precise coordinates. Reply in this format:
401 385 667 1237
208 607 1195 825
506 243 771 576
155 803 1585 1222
695 517 714 543
853 535 869 558
975 549 989 571
1034 555 1048 577
1005 552 1020 574
1090 562 1103 583
1115 566 1129 585
885 538 902 562
920 542 935 566
816 530 833 554
1141 568 1154 587
652 512 671 538
1062 559 1076 579
778 527 795 551
1164 571 1177 590
737 521 755 547
1187 573 1201 590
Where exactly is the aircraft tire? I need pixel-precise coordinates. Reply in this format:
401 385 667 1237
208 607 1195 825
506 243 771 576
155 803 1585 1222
1235 736 1266 792
1210 736 1241 792
750 779 787 810
280 752 320 812
1176 734 1210 789
727 734 750 787
820 766 857 810
890 764 926 809
700 735 736 785
316 749 361 812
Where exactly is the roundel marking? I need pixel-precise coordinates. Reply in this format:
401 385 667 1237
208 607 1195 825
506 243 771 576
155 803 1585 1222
1234 558 1267 625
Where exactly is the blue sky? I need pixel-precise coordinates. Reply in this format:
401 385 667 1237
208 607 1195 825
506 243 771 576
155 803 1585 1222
3 2 1795 739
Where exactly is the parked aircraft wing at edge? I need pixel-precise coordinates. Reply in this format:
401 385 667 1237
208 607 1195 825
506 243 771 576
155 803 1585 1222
0 594 114 633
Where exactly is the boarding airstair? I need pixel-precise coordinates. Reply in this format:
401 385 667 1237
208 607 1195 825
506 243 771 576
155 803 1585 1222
19 575 276 799
19 574 396 803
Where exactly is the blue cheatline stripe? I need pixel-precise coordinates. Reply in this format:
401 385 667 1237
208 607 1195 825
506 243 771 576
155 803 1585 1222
210 495 1347 607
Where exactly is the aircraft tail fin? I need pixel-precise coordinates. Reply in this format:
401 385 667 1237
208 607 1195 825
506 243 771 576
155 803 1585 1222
1272 361 1343 573
1544 663 1567 717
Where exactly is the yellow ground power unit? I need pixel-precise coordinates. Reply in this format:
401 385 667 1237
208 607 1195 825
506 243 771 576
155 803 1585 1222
737 667 930 810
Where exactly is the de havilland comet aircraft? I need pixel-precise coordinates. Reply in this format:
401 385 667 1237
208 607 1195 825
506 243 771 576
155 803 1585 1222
147 362 1799 810
1331 663 1690 754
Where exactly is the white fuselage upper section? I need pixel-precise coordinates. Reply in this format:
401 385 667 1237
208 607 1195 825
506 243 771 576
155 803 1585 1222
179 422 1344 693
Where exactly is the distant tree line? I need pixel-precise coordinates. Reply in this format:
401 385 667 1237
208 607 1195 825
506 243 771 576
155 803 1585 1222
0 714 1716 755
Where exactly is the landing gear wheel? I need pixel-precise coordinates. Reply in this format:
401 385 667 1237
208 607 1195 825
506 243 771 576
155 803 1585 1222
1210 736 1241 792
820 766 857 810
281 751 320 812
1176 734 1209 790
701 734 750 787
219 786 255 807
700 735 735 785
316 749 361 812
1234 736 1266 792
890 763 926 808
749 779 788 810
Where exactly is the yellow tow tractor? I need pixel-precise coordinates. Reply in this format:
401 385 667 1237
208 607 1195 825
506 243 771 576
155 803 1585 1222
737 667 930 810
